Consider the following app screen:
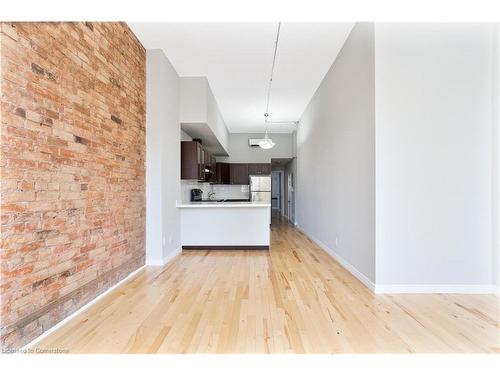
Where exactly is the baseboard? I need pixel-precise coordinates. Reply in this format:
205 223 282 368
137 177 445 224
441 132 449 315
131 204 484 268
296 225 376 292
375 284 497 295
294 226 498 296
146 246 182 266
492 285 500 296
23 264 146 349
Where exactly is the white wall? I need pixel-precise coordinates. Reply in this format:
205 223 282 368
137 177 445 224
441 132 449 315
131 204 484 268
297 23 376 285
207 83 229 154
146 49 181 265
374 24 495 289
179 77 229 153
179 77 207 123
217 133 294 163
492 25 500 292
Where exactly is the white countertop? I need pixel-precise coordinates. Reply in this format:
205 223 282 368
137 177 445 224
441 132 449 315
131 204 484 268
176 200 271 208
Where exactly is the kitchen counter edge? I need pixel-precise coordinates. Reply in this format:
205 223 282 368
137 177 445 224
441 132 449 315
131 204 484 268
176 201 271 208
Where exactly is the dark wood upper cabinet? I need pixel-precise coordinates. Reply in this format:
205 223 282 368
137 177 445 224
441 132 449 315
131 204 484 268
208 157 219 183
261 163 271 174
181 141 213 181
215 162 230 184
182 144 269 184
203 150 209 168
229 163 249 185
248 163 271 175
181 141 200 180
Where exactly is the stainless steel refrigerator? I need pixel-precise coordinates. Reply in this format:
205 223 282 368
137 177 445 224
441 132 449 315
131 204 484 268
249 175 271 203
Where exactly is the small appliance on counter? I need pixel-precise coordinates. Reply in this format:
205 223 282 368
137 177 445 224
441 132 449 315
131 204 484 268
190 188 203 202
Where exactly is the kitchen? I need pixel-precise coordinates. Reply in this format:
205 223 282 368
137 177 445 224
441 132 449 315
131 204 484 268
167 69 296 251
177 137 275 249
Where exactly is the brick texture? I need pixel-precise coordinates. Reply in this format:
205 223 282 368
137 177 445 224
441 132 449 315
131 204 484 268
0 22 146 349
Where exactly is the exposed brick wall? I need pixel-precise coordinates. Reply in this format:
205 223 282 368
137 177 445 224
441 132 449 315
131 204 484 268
0 22 146 349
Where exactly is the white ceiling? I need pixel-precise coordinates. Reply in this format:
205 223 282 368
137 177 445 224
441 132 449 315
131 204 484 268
129 23 353 133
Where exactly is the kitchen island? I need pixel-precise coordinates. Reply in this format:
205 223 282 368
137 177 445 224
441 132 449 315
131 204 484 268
176 201 271 249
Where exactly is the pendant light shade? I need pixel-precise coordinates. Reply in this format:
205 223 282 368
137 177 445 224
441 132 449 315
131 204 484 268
259 131 275 149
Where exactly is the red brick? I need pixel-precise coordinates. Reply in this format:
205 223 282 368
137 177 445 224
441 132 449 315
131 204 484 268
1 22 145 350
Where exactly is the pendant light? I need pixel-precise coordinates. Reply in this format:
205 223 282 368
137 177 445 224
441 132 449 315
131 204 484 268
259 22 281 150
259 131 275 149
259 113 275 149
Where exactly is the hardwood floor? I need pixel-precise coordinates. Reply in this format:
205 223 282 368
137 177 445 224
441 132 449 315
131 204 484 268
34 215 500 353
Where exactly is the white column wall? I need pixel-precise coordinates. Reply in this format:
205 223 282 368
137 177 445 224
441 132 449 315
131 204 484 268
297 23 376 286
146 49 182 265
374 24 496 291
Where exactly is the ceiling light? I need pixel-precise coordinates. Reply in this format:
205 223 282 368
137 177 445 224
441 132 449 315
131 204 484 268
259 131 275 149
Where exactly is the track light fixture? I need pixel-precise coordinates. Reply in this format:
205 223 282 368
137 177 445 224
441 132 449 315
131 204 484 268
259 23 281 150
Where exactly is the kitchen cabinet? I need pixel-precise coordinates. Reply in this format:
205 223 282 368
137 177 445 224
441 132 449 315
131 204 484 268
203 150 209 168
205 154 215 172
208 157 216 183
181 141 214 181
229 163 249 185
215 162 230 184
248 163 271 175
177 201 270 248
181 141 201 180
183 146 270 184
204 152 216 182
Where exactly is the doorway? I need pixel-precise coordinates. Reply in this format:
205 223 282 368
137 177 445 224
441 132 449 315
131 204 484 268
271 158 295 222
271 170 283 214
287 171 295 223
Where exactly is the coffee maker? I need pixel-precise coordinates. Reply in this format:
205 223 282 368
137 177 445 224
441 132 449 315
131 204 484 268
190 188 203 202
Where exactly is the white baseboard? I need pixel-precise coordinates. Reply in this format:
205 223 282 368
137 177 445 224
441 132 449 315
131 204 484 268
374 284 495 294
146 246 182 266
492 285 500 296
295 226 498 296
23 264 146 349
296 225 376 292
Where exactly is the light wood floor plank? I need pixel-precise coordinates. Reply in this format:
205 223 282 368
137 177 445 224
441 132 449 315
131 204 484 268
34 216 500 353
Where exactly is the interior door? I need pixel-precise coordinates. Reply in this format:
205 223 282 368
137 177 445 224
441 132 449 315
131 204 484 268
271 171 280 210
288 173 294 223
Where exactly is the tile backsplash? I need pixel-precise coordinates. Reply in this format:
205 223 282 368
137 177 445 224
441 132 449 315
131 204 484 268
181 181 249 202
212 184 249 200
